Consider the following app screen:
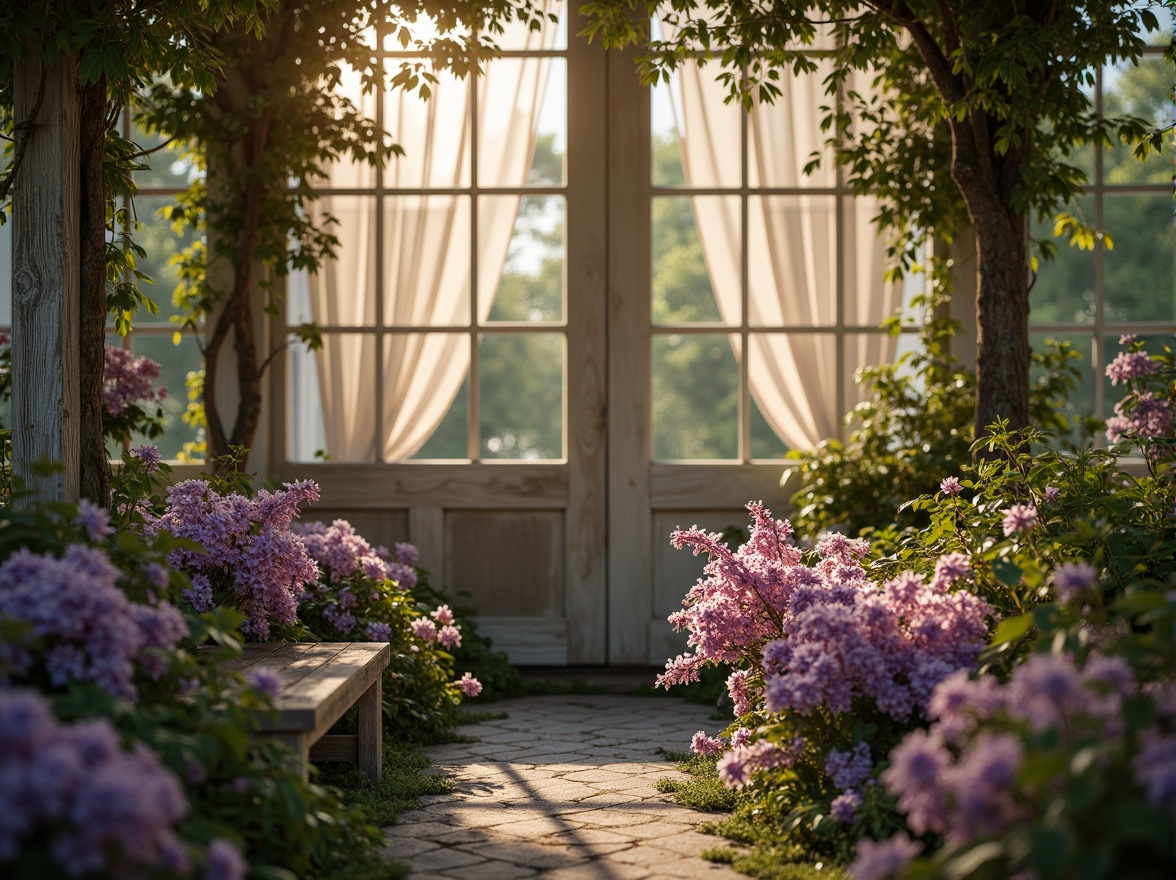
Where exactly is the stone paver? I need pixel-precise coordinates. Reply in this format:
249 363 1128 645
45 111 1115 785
380 695 745 879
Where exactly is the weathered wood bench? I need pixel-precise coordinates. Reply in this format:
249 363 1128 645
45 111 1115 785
221 642 390 782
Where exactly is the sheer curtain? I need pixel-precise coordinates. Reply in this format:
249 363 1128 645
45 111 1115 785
306 12 557 460
673 59 902 450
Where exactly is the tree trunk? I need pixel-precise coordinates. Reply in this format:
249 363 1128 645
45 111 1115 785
970 200 1031 437
78 76 110 504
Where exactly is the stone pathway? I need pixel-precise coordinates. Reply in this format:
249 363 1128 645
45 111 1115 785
381 694 744 879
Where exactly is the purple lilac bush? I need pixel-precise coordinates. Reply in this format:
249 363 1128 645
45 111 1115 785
144 479 321 638
0 688 245 880
0 544 188 700
293 520 482 737
661 503 990 851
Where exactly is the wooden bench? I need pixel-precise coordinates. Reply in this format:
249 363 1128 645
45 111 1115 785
221 642 390 782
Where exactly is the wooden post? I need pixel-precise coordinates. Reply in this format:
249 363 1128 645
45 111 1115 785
11 45 82 503
356 676 382 782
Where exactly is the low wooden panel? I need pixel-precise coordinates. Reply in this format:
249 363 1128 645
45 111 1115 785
309 734 359 762
298 508 409 553
445 510 565 618
652 509 749 622
275 463 568 509
650 463 793 510
475 617 568 666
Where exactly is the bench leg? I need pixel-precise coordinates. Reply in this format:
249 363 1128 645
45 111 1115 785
357 676 383 782
267 731 310 783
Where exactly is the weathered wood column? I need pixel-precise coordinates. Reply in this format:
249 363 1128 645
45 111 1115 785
11 46 82 502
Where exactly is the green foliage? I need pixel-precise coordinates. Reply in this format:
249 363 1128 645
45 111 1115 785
316 740 453 827
785 276 1083 540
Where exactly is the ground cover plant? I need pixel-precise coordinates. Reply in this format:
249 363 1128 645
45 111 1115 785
658 337 1176 879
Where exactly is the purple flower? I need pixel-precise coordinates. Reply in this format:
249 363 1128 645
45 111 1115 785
1053 561 1097 603
939 476 963 496
103 345 168 415
457 673 482 697
1001 504 1037 537
691 731 725 756
129 444 162 473
716 751 751 789
727 669 752 716
1134 730 1176 808
75 499 113 542
882 730 949 835
932 552 971 589
246 666 282 699
831 790 861 824
205 838 246 880
850 834 921 880
410 617 438 643
1042 485 1060 503
364 621 392 642
395 542 419 566
826 742 873 792
431 604 455 625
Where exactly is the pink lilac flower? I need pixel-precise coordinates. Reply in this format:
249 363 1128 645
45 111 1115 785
1053 561 1097 602
365 622 392 642
691 731 726 756
75 499 113 542
103 345 168 415
849 834 922 880
0 690 189 875
831 790 861 824
726 669 752 716
204 838 246 880
1001 504 1037 537
881 729 950 835
0 545 187 701
431 605 455 625
1043 485 1060 503
730 727 752 748
458 673 482 697
932 552 971 589
410 617 438 643
939 477 963 496
716 752 751 789
146 480 320 639
716 739 797 790
1106 350 1159 385
129 444 162 473
1120 333 1137 346
1105 393 1172 444
438 625 462 649
947 731 1024 839
246 667 282 699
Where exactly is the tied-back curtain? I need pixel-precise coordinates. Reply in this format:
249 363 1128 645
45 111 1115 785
673 54 902 450
307 9 557 460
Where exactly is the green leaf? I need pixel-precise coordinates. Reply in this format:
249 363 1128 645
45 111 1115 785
992 557 1024 588
991 612 1033 646
1028 826 1074 880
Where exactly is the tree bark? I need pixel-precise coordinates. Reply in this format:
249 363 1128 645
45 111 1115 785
78 76 111 504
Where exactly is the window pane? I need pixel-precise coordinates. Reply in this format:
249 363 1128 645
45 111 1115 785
653 333 738 459
479 332 563 459
411 375 469 460
289 333 378 462
651 80 686 186
654 68 742 188
488 0 564 50
529 59 566 186
478 57 558 187
384 63 470 188
384 196 470 326
1103 193 1176 322
750 395 789 459
1031 333 1093 445
486 196 564 322
131 117 200 189
128 332 203 461
844 196 904 328
1030 196 1096 325
652 196 729 324
748 195 837 326
748 59 837 189
131 195 201 324
1103 56 1174 185
312 195 377 326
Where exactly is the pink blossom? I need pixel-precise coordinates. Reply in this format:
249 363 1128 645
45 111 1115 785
850 834 921 880
438 625 462 649
1001 504 1037 537
431 604 455 625
1106 350 1159 385
103 345 167 415
1053 561 1097 602
457 673 482 697
410 617 438 643
691 731 726 756
939 476 963 496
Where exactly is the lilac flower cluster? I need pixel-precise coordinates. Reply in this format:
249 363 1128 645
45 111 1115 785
103 344 168 415
1105 392 1173 444
1001 504 1037 537
294 519 398 584
879 653 1141 848
1105 350 1160 386
716 738 799 789
761 564 989 722
146 480 321 639
0 689 201 877
0 545 188 701
457 672 482 697
410 606 462 650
